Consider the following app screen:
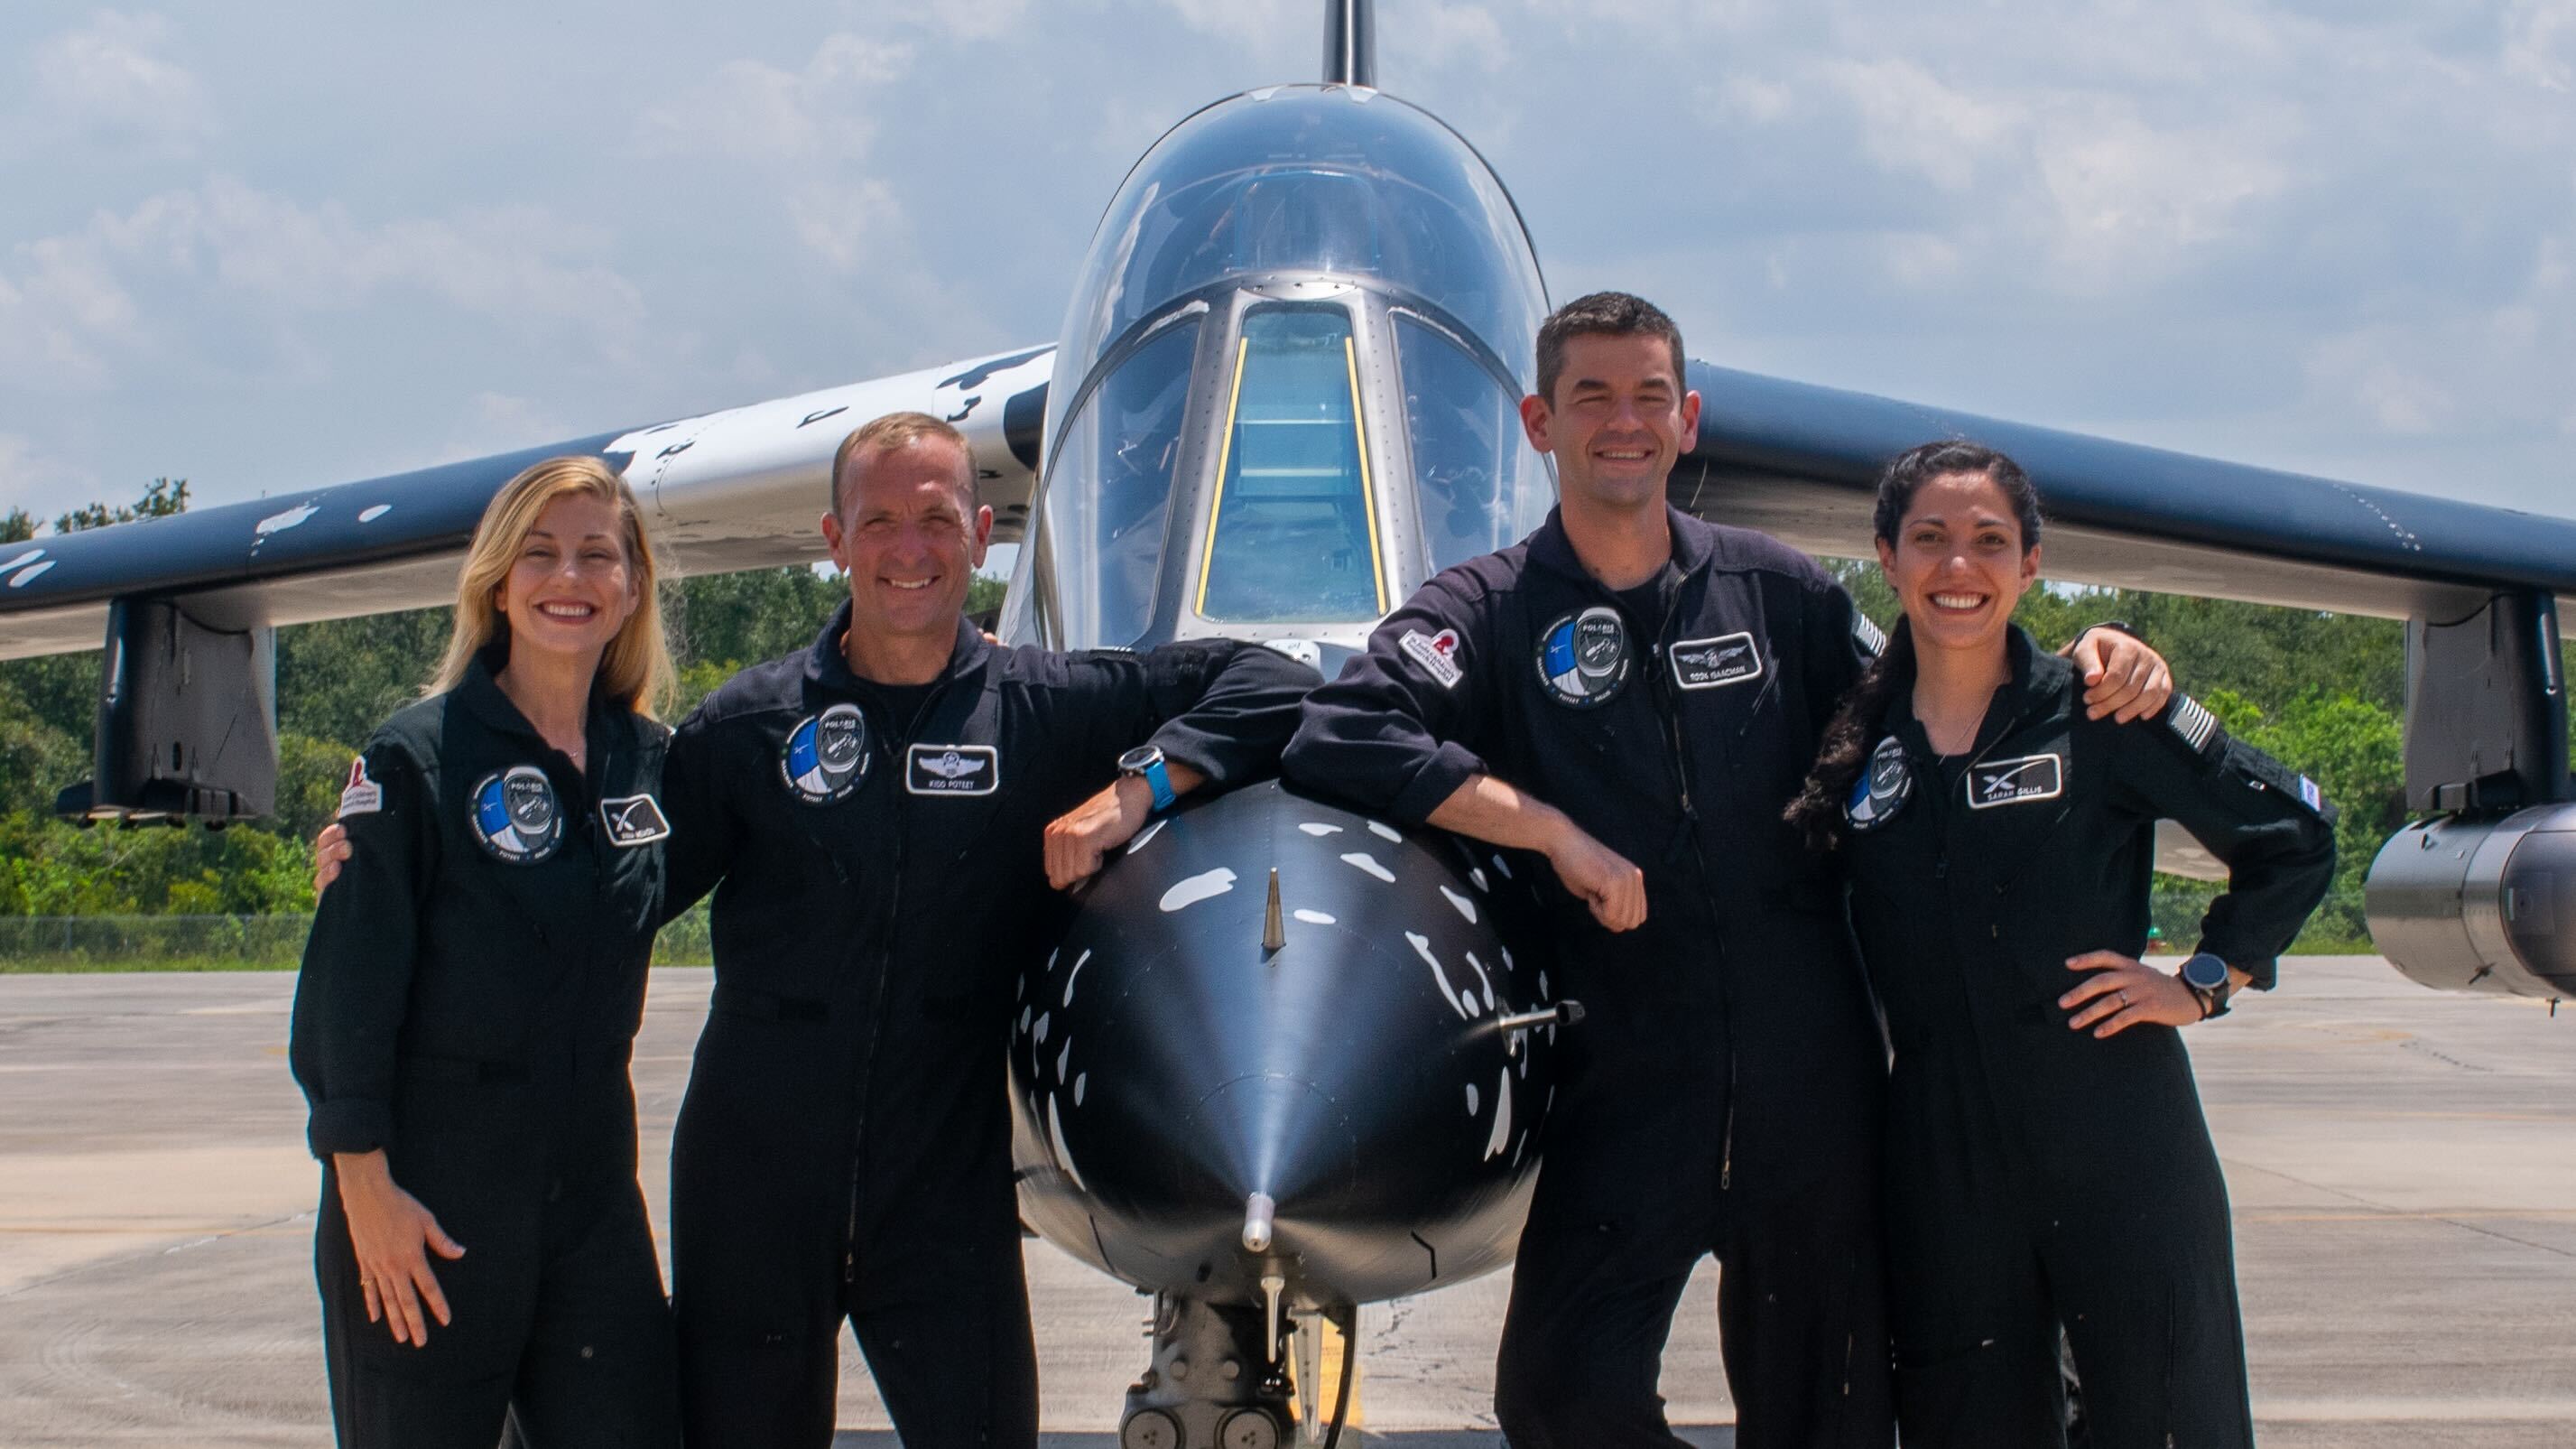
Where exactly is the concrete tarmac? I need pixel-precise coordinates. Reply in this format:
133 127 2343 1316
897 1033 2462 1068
0 958 2568 1446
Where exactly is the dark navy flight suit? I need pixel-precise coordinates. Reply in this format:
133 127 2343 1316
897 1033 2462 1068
1838 627 2334 1449
291 647 681 1449
657 603 1314 1449
1284 506 1895 1448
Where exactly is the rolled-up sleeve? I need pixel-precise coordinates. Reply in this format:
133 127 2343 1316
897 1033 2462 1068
288 740 436 1159
1283 575 1494 827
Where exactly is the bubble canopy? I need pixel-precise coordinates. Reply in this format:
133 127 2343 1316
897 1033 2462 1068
1008 85 1555 652
1047 85 1547 442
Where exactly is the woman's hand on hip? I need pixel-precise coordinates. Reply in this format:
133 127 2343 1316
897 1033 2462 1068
331 1149 466 1347
2059 951 2204 1037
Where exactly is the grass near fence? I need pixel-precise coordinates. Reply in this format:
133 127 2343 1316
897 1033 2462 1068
0 891 2373 973
0 905 721 972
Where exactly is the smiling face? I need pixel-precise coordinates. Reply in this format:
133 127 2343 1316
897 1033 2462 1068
821 434 994 645
494 492 642 669
1519 330 1702 515
1876 469 2041 655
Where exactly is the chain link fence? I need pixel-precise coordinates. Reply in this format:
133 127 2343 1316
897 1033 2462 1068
0 893 2370 972
0 905 721 971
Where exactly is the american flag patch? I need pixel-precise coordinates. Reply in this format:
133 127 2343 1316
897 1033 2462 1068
2167 693 2220 755
2298 776 2323 812
1853 613 1888 657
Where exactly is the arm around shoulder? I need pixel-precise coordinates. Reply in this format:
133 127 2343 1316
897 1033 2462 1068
290 738 435 1160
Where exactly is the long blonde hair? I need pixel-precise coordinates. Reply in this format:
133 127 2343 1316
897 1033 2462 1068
427 455 675 718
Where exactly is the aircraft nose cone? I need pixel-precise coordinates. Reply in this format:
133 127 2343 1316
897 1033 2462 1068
1010 780 1565 1304
1177 1074 1355 1217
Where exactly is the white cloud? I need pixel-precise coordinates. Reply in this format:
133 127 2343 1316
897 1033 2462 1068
2504 0 2575 90
1414 4 1510 72
1160 0 1301 44
1820 57 2023 192
2028 99 2287 281
788 179 903 271
634 33 912 161
22 10 216 159
2303 226 2575 442
0 178 645 392
1698 74 1795 126
885 0 1036 42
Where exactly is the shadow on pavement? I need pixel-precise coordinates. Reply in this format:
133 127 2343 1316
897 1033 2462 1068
834 1423 1741 1433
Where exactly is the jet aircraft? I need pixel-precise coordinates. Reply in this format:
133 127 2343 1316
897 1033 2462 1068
2 3 2571 1444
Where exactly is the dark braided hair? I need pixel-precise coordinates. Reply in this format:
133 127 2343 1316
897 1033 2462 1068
1783 441 2043 852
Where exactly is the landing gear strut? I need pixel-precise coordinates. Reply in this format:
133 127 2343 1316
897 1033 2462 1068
1118 1293 1358 1449
1120 1296 1291 1449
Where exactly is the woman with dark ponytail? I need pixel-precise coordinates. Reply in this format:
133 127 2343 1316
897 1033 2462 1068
1790 441 2338 1448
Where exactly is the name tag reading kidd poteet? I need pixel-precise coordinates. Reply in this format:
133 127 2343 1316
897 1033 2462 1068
906 743 1000 796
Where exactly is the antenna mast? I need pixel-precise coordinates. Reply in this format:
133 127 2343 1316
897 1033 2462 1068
1323 0 1376 88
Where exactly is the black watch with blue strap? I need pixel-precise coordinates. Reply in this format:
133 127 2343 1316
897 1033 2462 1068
1119 744 1176 813
2180 951 2235 1020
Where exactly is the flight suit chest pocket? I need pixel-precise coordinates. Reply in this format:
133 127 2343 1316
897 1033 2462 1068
440 761 595 944
1670 625 1793 801
899 738 1012 861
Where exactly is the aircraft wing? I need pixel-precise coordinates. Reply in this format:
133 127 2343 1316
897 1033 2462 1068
0 345 1054 661
1674 360 2576 623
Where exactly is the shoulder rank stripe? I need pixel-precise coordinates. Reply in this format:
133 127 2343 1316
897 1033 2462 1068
1852 612 1888 657
2167 693 2222 756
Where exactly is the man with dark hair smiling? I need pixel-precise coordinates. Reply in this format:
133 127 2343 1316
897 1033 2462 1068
1285 293 2173 1447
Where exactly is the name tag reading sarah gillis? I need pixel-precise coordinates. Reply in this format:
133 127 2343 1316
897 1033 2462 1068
1966 753 2064 809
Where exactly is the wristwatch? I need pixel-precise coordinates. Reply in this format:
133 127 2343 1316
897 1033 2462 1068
2179 952 2235 1020
1118 744 1176 813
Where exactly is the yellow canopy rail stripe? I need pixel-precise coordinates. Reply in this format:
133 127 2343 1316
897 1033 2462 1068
1195 334 1254 616
1343 334 1387 614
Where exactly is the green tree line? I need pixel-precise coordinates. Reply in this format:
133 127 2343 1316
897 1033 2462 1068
0 482 2565 941
0 481 1000 916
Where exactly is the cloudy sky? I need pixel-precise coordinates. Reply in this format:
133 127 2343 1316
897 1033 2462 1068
2 0 2570 530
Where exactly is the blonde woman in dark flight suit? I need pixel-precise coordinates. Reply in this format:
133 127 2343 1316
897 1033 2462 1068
1786 441 2336 1449
291 456 682 1448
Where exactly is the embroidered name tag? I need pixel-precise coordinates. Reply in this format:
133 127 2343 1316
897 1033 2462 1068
1669 632 1763 690
599 794 672 846
1967 753 2065 809
906 743 1000 796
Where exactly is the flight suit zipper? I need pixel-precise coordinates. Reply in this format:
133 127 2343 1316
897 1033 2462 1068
1636 579 1737 1197
842 682 947 1286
